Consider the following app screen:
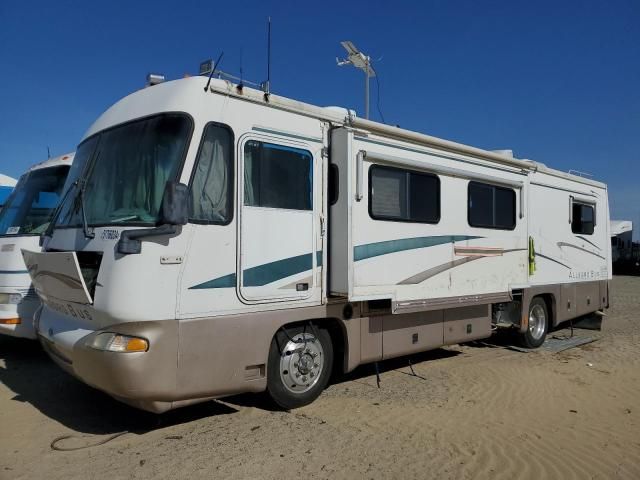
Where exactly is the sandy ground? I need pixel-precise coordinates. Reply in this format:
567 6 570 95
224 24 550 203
1 276 639 480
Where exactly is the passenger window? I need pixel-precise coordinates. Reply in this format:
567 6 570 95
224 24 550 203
571 202 594 235
244 141 312 210
189 123 234 224
369 165 440 223
468 181 516 230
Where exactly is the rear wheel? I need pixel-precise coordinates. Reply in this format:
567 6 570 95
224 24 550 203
519 297 549 348
267 325 333 410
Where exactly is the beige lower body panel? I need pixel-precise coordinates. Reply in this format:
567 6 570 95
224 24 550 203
519 279 609 332
53 281 608 413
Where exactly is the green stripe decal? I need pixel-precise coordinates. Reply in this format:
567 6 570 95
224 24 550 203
354 235 482 261
190 273 237 289
243 253 312 287
189 251 323 289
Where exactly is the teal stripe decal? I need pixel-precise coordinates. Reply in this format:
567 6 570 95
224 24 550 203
189 250 323 290
354 235 482 261
0 270 29 274
190 273 236 290
244 253 312 287
252 127 323 144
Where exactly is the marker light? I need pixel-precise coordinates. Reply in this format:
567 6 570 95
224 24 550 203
0 318 21 325
146 73 165 87
0 293 23 304
90 333 149 352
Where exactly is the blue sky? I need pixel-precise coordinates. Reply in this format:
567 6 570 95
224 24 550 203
1 0 638 236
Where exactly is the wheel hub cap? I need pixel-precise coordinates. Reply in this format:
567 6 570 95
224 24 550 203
279 333 324 394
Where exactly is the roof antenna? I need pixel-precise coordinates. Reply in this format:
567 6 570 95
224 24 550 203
237 47 244 92
261 17 272 101
47 146 51 159
337 41 376 119
204 51 224 92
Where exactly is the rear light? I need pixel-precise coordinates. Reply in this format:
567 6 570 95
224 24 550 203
0 318 21 325
90 332 149 352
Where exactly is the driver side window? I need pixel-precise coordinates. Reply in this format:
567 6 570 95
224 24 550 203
189 123 234 224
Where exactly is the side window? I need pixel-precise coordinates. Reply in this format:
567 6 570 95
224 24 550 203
244 141 312 210
189 123 234 224
369 165 440 223
571 202 595 235
468 181 516 230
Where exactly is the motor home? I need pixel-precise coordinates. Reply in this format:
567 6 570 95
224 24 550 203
22 76 610 413
0 174 17 210
0 154 74 338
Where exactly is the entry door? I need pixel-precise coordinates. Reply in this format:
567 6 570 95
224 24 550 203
239 137 317 302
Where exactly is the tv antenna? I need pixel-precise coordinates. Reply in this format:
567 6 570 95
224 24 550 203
337 41 376 119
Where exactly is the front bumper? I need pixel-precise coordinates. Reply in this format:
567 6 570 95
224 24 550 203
37 306 182 412
0 296 39 339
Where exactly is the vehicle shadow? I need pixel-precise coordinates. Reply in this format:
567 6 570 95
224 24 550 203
0 336 237 436
223 347 462 411
1 336 463 426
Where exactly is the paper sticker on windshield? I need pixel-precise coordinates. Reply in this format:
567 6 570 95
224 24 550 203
6 227 20 235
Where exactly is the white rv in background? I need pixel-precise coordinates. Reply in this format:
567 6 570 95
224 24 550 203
610 220 633 263
0 174 17 210
0 154 74 338
22 76 610 413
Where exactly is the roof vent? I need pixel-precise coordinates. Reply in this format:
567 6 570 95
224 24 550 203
492 149 514 158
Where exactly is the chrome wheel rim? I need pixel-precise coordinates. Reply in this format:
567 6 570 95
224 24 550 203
279 332 324 394
528 304 547 341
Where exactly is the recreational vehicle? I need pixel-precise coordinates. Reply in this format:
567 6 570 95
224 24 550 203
22 77 611 412
0 174 17 210
0 154 74 338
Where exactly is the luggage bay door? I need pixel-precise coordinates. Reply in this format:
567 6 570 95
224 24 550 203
239 136 319 303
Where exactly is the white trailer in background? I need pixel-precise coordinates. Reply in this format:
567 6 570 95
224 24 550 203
0 174 17 210
610 220 633 263
0 154 74 338
22 76 610 412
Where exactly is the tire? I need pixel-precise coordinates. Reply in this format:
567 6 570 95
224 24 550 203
519 297 549 348
266 325 333 410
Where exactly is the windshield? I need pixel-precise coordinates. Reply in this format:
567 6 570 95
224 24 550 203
57 114 191 227
0 166 70 236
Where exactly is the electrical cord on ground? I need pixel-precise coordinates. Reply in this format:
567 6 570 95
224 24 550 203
50 431 129 451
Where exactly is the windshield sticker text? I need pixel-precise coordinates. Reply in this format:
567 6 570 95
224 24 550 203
101 229 120 240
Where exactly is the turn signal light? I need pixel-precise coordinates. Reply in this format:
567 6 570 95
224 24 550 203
90 332 149 353
0 318 21 325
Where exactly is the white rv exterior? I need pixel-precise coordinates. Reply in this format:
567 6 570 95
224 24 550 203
0 174 17 210
22 77 610 412
0 154 74 338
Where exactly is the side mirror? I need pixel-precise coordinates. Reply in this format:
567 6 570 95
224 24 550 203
159 181 189 226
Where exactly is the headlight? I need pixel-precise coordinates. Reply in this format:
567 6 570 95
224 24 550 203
90 333 149 352
0 293 23 304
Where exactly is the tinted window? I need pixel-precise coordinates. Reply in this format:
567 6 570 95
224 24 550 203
244 141 312 210
369 165 440 223
571 202 594 235
58 114 191 227
468 181 516 230
189 123 233 224
0 165 70 236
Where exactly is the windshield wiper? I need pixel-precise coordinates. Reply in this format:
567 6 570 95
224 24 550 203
77 179 95 239
41 180 78 244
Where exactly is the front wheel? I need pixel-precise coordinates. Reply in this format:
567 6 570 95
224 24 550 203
519 297 549 348
266 325 333 410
